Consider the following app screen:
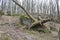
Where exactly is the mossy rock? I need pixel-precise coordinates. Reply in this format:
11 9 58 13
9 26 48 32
20 15 34 26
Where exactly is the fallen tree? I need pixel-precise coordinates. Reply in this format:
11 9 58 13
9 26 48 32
12 0 51 30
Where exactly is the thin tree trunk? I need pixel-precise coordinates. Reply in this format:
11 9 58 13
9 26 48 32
56 0 60 18
1 0 3 11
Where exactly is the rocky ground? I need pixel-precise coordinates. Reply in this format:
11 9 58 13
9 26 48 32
0 16 59 40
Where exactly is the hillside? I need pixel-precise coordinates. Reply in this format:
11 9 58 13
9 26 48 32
0 16 59 40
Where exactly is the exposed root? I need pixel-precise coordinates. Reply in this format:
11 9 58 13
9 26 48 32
29 19 51 29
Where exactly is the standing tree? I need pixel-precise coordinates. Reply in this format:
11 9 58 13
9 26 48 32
1 0 3 11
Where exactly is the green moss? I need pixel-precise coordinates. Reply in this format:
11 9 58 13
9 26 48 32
20 15 29 19
3 37 10 40
50 27 58 32
12 14 20 16
1 36 10 40
24 29 36 35
35 28 51 33
43 29 51 33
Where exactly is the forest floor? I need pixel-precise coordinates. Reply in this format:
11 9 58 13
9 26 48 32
0 16 59 40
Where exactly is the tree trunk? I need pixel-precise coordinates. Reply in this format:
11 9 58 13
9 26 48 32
56 0 60 18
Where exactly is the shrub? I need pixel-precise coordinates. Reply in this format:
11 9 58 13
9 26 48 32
0 11 4 16
7 13 11 16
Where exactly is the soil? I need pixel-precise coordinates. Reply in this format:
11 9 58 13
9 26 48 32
0 16 59 40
